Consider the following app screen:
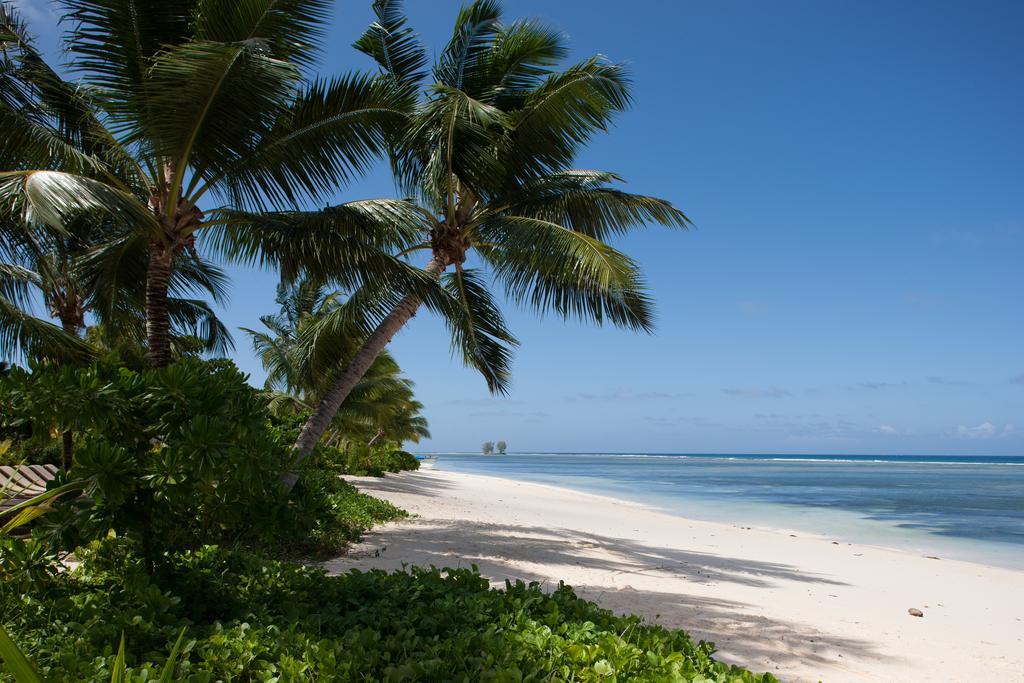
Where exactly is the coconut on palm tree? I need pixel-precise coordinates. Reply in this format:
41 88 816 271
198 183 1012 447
0 0 418 368
287 0 691 470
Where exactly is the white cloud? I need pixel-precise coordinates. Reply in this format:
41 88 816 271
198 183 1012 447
956 422 1015 439
876 425 898 435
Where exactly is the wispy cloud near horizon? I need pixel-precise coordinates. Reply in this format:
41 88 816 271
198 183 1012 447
956 422 1015 439
851 381 906 391
569 389 692 401
722 387 792 399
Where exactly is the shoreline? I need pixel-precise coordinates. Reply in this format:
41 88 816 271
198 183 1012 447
327 467 1024 682
426 463 1021 569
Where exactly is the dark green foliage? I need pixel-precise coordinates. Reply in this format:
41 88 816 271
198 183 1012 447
0 359 405 562
0 358 289 556
270 412 421 478
342 443 420 476
282 469 406 557
1 542 775 682
0 440 60 467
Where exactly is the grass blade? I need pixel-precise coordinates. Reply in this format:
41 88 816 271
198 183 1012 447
0 626 45 683
158 628 187 683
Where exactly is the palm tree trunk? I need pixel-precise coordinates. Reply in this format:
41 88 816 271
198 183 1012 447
61 430 74 470
58 315 80 470
367 429 385 447
146 246 173 368
284 257 445 491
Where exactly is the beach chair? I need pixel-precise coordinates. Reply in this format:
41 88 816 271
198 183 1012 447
0 464 59 512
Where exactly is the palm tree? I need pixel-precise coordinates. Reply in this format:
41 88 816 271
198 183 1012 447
1 218 232 363
0 0 414 368
2 217 232 468
496 440 507 454
288 0 691 469
482 441 495 455
244 279 428 453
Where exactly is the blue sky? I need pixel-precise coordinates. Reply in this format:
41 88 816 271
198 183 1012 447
15 0 1023 455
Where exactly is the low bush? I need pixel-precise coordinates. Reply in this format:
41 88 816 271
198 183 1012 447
277 470 406 558
0 359 406 562
343 443 420 477
1 541 775 682
0 359 292 558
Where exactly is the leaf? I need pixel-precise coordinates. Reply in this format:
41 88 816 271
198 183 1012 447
0 171 157 235
109 634 126 683
210 73 408 210
477 215 655 332
0 625 44 683
434 267 517 394
0 482 85 535
354 0 427 85
157 627 188 683
434 0 502 91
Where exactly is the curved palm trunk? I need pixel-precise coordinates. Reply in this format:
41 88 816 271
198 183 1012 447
367 429 385 447
146 246 173 368
284 257 445 491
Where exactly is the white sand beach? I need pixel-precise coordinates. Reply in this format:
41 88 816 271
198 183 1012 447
325 466 1024 683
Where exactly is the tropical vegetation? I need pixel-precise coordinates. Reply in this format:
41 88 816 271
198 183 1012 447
0 0 773 681
287 0 691 472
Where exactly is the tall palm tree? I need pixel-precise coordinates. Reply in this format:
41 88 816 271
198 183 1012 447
0 0 416 367
287 0 691 469
0 218 233 361
244 279 428 452
1 215 234 468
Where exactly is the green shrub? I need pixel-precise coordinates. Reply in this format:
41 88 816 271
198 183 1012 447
1 543 776 682
343 443 420 476
0 359 293 559
276 470 406 558
382 449 420 473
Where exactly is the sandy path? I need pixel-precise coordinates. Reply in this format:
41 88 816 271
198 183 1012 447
322 467 1024 683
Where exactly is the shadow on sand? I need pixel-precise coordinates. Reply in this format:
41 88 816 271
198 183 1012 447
323 494 890 678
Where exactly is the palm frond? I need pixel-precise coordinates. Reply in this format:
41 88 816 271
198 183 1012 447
0 295 94 363
498 170 692 239
170 250 230 304
399 86 509 204
61 0 194 132
477 215 654 332
0 103 107 175
207 199 429 288
143 39 300 201
354 0 427 86
167 297 233 354
209 73 408 210
193 0 330 70
466 18 566 105
433 267 517 394
0 170 157 234
434 0 502 91
504 57 632 180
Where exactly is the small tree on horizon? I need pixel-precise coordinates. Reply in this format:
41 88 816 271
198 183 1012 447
482 441 495 455
496 440 507 454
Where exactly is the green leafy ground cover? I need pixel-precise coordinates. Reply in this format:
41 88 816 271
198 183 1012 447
3 541 775 682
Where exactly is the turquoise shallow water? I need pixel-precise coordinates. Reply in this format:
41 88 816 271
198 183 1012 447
430 452 1024 569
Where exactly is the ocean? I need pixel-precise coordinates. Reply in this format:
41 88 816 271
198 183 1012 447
430 452 1024 569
